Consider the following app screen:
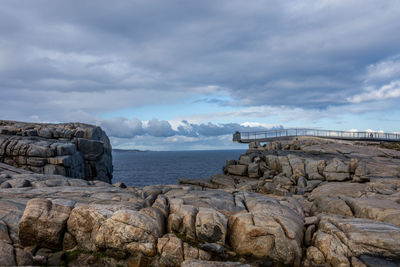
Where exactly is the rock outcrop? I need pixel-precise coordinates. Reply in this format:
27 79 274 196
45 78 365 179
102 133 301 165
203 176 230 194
0 167 306 266
183 137 400 266
0 120 112 182
0 132 400 266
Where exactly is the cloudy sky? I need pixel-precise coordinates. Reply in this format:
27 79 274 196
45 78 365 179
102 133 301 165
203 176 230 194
1 0 400 150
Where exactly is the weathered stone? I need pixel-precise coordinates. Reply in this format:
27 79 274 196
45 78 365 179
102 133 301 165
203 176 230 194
210 174 236 189
26 157 47 167
273 174 294 187
249 141 260 149
15 247 34 266
359 255 400 267
265 155 281 172
304 224 316 246
305 246 325 266
352 175 370 183
113 182 127 188
19 198 73 249
63 232 77 251
38 128 53 138
157 234 184 267
349 158 359 173
345 197 400 227
32 255 46 265
351 257 367 267
7 178 31 188
311 182 369 198
77 138 104 160
304 216 319 226
1 132 400 266
183 242 212 261
0 120 112 182
288 154 305 179
247 162 260 178
201 243 224 254
227 165 248 176
47 155 72 166
195 207 227 245
56 143 76 156
353 162 370 182
0 220 11 244
181 259 251 267
279 156 292 177
324 171 350 181
67 205 109 251
47 251 64 266
0 181 11 188
305 159 325 180
43 164 60 175
323 158 350 181
310 196 353 217
238 155 252 165
168 202 198 241
0 240 16 266
354 163 369 177
229 193 304 266
309 215 400 266
94 209 162 257
297 176 307 188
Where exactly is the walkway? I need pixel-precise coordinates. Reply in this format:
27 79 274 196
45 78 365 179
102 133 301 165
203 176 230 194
233 128 400 143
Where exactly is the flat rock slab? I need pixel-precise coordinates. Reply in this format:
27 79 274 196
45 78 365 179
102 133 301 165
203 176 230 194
306 215 400 266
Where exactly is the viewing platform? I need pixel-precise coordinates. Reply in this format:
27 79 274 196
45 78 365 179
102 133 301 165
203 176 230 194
233 128 400 143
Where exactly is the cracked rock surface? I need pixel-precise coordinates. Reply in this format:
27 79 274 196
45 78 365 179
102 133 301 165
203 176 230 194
0 120 112 182
0 129 400 266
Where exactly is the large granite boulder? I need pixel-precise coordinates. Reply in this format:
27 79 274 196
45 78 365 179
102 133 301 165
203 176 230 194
94 208 164 257
323 158 350 181
305 215 400 266
229 193 304 266
18 198 74 249
157 233 211 266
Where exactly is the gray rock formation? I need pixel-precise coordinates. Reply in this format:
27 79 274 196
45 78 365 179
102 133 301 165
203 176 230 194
0 120 112 182
0 165 307 266
0 134 400 266
182 137 400 266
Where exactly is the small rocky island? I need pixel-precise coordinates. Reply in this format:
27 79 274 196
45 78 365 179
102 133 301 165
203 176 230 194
0 120 399 266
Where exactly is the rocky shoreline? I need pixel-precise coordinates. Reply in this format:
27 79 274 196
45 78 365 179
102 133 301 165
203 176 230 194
0 122 399 266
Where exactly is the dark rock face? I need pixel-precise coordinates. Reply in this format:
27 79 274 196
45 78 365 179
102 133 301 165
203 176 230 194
0 120 112 182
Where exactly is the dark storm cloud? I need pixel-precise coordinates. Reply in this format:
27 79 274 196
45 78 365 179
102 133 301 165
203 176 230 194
1 0 400 119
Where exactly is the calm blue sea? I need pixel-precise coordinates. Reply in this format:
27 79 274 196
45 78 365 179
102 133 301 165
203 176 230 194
112 150 245 187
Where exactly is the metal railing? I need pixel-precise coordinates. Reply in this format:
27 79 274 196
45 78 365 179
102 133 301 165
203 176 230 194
233 128 400 143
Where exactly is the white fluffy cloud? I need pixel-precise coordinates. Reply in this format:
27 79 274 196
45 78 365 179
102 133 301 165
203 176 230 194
347 80 400 103
347 55 400 103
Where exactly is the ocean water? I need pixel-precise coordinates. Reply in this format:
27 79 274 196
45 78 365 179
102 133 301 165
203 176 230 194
112 150 246 187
